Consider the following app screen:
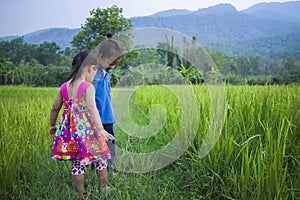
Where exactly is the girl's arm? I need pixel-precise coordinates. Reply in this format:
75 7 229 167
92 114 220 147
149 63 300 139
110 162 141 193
49 91 63 137
86 85 115 142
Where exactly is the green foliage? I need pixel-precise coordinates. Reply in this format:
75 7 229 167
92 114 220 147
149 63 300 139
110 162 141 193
0 57 17 84
0 86 299 199
231 33 300 60
177 64 204 84
71 5 133 51
36 42 62 66
0 38 74 86
209 50 300 85
129 47 161 66
1 9 300 86
0 37 63 66
0 37 299 86
118 64 185 86
0 59 71 87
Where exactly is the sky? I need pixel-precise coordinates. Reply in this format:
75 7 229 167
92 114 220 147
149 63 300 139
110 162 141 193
0 0 293 37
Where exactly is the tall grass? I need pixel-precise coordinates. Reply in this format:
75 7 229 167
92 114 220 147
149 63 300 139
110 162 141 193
0 85 299 199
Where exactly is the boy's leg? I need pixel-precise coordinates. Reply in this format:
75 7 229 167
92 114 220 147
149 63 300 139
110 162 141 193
106 142 116 168
103 124 116 168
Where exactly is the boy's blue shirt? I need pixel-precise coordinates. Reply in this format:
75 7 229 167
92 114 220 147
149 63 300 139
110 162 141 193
92 69 115 124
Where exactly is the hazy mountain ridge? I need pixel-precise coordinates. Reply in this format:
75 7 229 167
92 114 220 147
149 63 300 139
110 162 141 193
132 11 300 44
149 9 192 17
131 1 300 58
1 28 80 48
242 1 300 22
1 1 299 58
149 3 239 17
149 1 300 21
193 3 238 14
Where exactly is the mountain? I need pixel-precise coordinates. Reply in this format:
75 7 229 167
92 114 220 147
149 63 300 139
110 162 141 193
221 32 300 59
130 1 300 58
1 1 300 58
194 3 238 14
150 9 192 17
131 4 300 45
0 28 80 49
149 4 238 18
242 1 300 23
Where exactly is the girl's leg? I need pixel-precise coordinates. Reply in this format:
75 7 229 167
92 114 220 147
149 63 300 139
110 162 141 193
93 160 108 189
71 161 87 197
96 167 107 188
73 174 84 198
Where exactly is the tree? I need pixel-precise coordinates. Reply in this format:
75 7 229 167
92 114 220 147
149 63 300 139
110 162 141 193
235 55 249 79
0 58 19 84
209 51 232 75
248 56 263 76
129 47 161 67
36 42 62 66
0 40 10 59
0 57 9 84
71 5 133 51
282 57 296 75
2 37 27 64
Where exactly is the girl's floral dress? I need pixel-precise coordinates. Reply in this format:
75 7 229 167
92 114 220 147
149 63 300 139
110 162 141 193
51 81 110 165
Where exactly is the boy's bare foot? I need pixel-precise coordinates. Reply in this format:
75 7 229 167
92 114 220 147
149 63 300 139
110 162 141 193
100 185 111 192
76 192 84 199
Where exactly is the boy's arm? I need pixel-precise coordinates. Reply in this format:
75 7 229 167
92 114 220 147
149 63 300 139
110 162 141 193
86 84 114 142
92 70 101 89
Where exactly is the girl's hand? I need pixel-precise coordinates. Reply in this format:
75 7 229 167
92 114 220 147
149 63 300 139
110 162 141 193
49 126 56 138
99 129 115 142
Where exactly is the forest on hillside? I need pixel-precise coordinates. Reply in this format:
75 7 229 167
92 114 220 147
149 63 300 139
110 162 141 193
0 5 299 86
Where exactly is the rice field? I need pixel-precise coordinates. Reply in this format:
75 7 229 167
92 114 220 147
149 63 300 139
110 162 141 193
0 85 299 199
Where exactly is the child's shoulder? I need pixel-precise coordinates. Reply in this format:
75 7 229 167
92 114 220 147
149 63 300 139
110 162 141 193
79 81 94 92
59 82 67 90
81 81 92 88
85 82 95 92
60 81 70 88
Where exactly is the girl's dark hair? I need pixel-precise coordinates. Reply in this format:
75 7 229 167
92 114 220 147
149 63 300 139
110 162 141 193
97 32 123 65
70 50 97 84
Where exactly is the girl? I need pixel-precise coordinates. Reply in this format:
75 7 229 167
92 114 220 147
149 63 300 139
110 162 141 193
49 50 114 198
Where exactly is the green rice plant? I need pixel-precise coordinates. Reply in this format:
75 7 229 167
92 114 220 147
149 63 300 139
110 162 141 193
0 85 299 199
181 85 299 199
